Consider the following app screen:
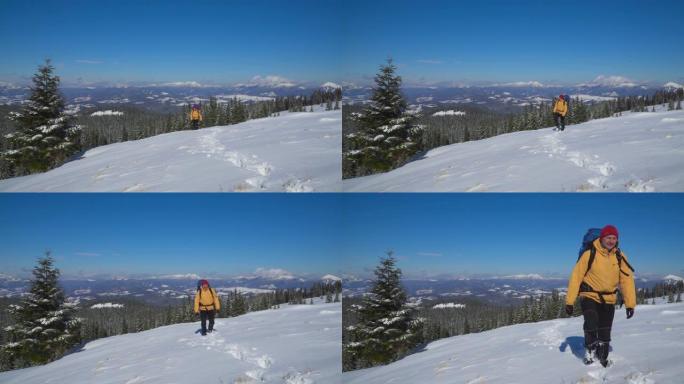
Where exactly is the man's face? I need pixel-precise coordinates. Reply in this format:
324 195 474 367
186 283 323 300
601 235 618 250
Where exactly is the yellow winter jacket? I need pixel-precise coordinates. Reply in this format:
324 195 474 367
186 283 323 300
553 99 568 116
190 109 202 121
566 238 636 308
194 287 220 313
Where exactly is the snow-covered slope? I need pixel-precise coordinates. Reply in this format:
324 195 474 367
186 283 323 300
0 302 341 384
0 108 341 192
344 302 684 384
344 107 684 192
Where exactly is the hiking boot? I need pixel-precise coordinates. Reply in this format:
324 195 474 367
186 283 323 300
596 341 610 367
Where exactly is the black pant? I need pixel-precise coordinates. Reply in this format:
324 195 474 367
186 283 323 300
191 120 200 130
200 310 215 334
581 297 614 348
554 113 566 130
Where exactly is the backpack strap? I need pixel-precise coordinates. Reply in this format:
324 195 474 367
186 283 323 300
582 245 597 277
615 249 635 274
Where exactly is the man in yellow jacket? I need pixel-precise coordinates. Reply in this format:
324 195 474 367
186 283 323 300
565 225 636 367
190 104 202 130
553 95 568 131
194 279 220 336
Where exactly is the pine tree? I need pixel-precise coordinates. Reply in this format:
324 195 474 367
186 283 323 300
1 252 81 368
1 60 81 174
345 251 423 368
676 99 682 110
344 59 423 177
676 291 682 303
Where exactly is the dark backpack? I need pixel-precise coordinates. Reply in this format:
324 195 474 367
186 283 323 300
576 228 635 303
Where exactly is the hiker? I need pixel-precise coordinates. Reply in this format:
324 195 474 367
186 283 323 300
553 94 568 131
565 225 636 367
190 104 202 130
194 279 220 336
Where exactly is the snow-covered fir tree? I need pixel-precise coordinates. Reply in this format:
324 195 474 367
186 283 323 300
1 252 81 368
345 251 423 369
1 60 80 174
344 59 423 177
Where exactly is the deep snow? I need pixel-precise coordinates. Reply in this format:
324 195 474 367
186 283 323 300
344 106 684 192
0 302 341 384
0 108 341 192
344 302 684 384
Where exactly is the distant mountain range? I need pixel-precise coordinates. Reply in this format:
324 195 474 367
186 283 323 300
0 272 342 304
0 81 341 113
343 80 683 112
342 274 681 304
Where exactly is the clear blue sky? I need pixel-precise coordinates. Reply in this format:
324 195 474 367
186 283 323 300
342 0 684 85
0 0 341 85
342 194 684 278
0 194 342 278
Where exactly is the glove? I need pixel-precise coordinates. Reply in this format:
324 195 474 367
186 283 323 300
626 308 634 319
565 305 574 316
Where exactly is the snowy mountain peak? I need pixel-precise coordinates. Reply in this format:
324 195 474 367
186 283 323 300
149 273 202 280
238 75 298 88
663 274 684 282
320 82 341 89
0 273 22 282
253 268 297 280
321 274 342 282
580 75 638 88
663 81 684 90
496 81 546 88
500 274 548 280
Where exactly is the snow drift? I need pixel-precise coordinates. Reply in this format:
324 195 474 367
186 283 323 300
344 106 684 192
0 108 341 192
0 301 341 384
344 302 684 384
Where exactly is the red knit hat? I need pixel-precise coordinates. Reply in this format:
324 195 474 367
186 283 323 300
199 279 209 287
600 225 618 239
